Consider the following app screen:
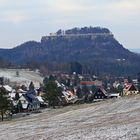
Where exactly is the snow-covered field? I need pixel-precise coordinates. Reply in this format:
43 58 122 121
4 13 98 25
0 69 43 88
1 95 140 140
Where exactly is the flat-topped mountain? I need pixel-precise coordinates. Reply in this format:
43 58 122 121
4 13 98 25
0 27 140 76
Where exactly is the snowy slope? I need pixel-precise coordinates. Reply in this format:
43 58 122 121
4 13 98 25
0 69 43 88
0 95 140 140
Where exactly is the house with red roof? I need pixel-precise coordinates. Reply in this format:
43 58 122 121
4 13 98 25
123 84 138 96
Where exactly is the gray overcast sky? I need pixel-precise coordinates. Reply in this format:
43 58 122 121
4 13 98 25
0 0 140 49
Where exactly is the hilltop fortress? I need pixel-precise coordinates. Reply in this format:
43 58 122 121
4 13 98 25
41 27 114 42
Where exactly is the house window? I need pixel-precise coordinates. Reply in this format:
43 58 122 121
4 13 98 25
68 95 71 98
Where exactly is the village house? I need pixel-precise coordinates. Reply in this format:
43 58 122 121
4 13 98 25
108 93 120 98
93 87 108 100
80 80 102 88
62 90 77 104
123 84 139 96
1 85 13 93
17 90 41 111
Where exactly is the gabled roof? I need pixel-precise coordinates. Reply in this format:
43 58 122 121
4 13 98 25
22 92 39 104
62 90 77 103
26 90 36 95
18 88 26 93
3 85 12 92
36 96 44 103
108 93 120 97
80 81 95 85
22 94 31 103
124 84 137 92
95 87 108 96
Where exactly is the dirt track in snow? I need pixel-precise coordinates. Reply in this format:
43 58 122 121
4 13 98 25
1 95 140 140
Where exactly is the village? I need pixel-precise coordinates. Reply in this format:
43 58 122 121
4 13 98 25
0 69 140 121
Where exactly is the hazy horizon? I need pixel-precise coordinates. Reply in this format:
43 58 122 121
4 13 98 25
0 0 140 49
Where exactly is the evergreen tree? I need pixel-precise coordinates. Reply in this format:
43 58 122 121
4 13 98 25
118 85 124 96
21 85 27 91
43 81 62 108
17 100 22 113
70 62 82 74
15 92 20 101
43 77 49 85
65 79 71 87
29 81 35 91
73 74 80 86
137 72 140 84
91 85 97 94
0 77 4 85
137 72 140 92
127 76 132 83
49 75 56 81
76 87 82 98
16 71 19 77
103 79 108 90
0 87 11 121
82 85 89 102
88 93 94 103
82 85 89 94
